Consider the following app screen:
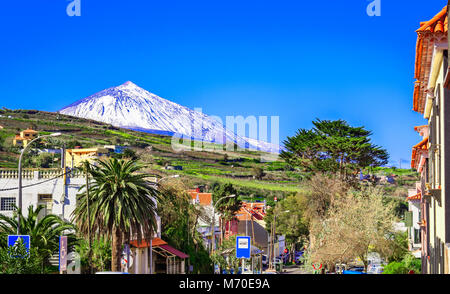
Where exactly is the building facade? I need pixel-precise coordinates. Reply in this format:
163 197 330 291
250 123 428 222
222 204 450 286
13 128 38 147
65 147 110 168
411 5 450 274
0 168 84 221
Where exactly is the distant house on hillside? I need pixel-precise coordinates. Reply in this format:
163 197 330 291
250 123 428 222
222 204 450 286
65 147 110 168
104 145 127 154
13 128 38 147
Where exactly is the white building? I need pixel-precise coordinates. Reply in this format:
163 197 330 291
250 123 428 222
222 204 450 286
0 168 181 275
0 168 84 221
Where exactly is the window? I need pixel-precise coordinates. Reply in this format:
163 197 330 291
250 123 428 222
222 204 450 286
0 197 16 211
38 194 52 201
414 228 421 244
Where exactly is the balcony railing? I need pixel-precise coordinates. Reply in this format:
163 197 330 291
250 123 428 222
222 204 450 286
0 168 84 179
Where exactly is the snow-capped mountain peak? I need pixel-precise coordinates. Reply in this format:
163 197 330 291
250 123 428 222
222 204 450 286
59 81 280 153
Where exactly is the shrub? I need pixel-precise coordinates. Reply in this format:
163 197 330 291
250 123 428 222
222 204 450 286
382 261 408 274
0 242 43 274
383 254 421 274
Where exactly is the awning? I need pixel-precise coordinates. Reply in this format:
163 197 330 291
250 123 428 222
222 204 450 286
159 244 189 259
130 237 189 259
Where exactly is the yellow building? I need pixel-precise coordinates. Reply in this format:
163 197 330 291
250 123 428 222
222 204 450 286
411 6 450 274
65 147 110 168
13 129 38 147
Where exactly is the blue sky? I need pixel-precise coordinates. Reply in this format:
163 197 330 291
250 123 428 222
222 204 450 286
0 1 445 167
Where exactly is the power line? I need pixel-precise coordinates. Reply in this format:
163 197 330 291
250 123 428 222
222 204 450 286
0 170 73 192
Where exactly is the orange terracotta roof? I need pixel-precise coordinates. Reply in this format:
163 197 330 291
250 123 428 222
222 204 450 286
236 203 266 221
413 136 429 149
188 191 212 206
416 6 448 33
411 137 429 168
414 125 428 131
406 192 422 201
130 237 167 248
413 6 448 113
22 129 38 133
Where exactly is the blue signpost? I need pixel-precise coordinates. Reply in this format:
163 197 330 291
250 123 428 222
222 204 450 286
236 236 251 259
7 235 30 257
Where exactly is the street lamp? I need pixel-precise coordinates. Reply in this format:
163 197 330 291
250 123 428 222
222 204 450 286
17 132 61 234
210 194 236 254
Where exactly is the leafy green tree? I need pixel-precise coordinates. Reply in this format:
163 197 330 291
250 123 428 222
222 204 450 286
281 119 389 180
383 254 421 274
72 158 160 272
212 183 241 241
36 152 54 168
76 236 111 273
0 241 43 274
384 231 409 263
158 181 212 273
264 194 309 257
0 205 77 272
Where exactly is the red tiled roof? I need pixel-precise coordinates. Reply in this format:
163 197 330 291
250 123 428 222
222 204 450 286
411 137 428 169
416 6 448 33
413 6 448 113
236 203 266 221
130 237 167 248
406 193 422 201
188 191 212 206
160 244 189 259
414 125 428 132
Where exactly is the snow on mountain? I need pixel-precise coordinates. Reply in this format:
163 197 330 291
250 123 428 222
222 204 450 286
59 81 280 153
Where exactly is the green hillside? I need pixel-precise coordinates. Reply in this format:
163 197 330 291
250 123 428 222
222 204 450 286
0 108 418 205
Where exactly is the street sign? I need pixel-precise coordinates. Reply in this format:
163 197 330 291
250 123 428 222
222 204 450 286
236 236 251 259
59 236 68 272
7 235 30 253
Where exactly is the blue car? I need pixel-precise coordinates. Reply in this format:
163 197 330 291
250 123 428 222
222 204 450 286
343 267 366 274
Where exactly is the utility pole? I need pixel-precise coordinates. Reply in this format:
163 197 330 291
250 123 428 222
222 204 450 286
83 161 93 274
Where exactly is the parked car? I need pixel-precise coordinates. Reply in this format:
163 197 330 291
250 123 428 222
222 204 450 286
342 266 366 274
262 255 268 265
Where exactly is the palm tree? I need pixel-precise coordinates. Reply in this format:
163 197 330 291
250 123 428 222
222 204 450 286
0 205 77 272
72 158 160 272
